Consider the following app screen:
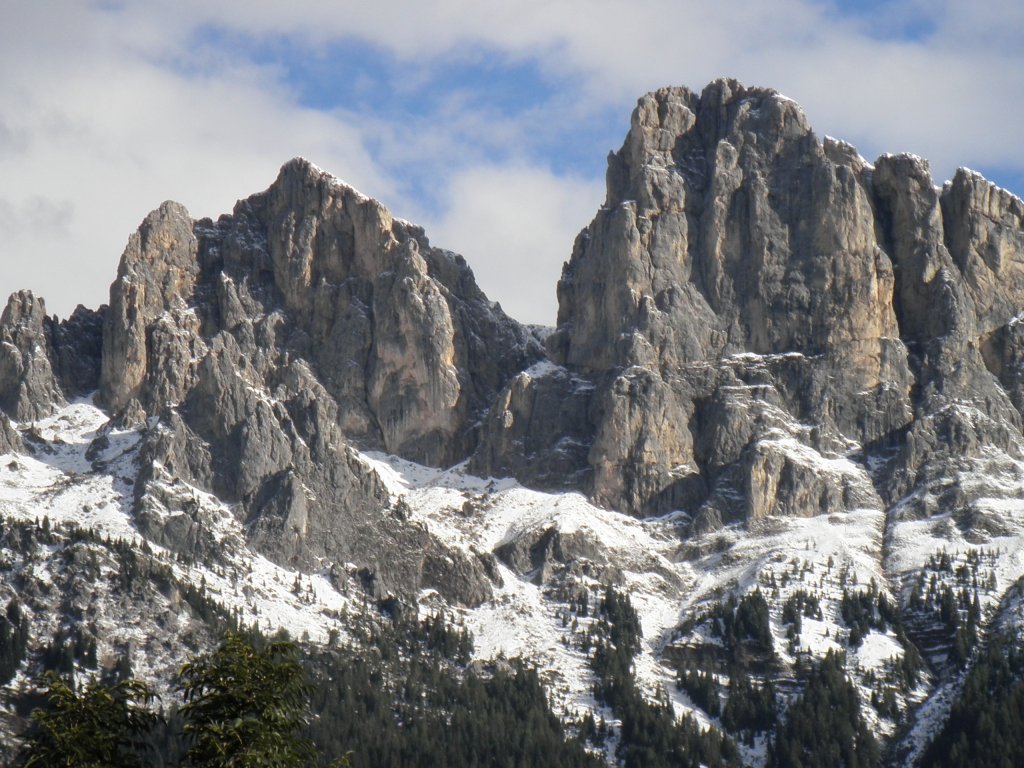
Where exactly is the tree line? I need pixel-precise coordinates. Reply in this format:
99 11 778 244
10 611 604 768
14 631 331 768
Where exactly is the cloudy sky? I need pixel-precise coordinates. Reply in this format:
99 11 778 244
2 0 1023 325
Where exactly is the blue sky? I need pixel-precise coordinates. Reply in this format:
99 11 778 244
254 34 626 207
2 0 1023 324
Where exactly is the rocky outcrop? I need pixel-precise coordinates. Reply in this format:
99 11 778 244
100 201 199 415
0 291 104 434
198 158 543 465
942 168 1024 338
470 361 595 489
984 318 1024 415
0 413 20 454
88 159 541 604
948 169 1024 415
100 160 541 460
869 155 1024 519
488 80 916 515
0 292 66 421
49 304 105 398
494 525 625 586
481 78 1024 527
549 80 901 374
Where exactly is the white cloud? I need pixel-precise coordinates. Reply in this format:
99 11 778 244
427 165 603 326
309 0 1024 184
0 0 1022 321
0 1 392 317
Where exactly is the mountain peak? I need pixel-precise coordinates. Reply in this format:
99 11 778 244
3 80 1024 766
269 156 374 206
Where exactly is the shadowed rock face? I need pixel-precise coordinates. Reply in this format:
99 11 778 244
0 291 104 423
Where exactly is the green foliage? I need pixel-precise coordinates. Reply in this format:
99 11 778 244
781 590 822 638
177 632 315 768
304 612 601 768
39 625 99 678
722 670 775 739
16 671 158 768
892 640 924 690
0 598 30 685
707 590 773 659
590 588 739 768
599 586 643 657
768 651 880 768
677 664 721 716
870 686 899 720
8 602 599 768
904 553 987 671
921 633 1024 767
840 580 899 647
413 612 473 663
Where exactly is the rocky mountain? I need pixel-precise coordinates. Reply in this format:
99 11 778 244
3 78 1024 766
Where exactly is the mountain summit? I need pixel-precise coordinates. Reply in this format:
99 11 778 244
2 79 1024 765
494 78 1024 524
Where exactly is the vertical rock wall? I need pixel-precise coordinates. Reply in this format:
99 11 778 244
480 78 1024 525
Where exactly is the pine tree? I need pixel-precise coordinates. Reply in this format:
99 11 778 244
16 672 157 767
769 651 880 768
176 632 315 768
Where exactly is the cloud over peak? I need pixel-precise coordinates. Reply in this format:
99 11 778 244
1 0 1021 323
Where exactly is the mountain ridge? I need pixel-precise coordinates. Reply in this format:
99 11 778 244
3 77 1024 766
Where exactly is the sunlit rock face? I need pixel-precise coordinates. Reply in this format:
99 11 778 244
7 79 1024 766
83 158 542 603
481 79 1024 529
7 77 1024 594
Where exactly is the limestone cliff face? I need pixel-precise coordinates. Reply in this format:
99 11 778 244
0 291 104 424
0 292 66 422
481 78 1024 527
100 201 200 415
7 77 1024 590
943 168 1024 339
104 160 540 463
550 81 900 372
239 159 542 465
503 79 917 515
90 159 539 603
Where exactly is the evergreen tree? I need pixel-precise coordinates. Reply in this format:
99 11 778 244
769 651 880 768
15 671 157 767
922 633 1024 767
722 670 775 737
591 588 739 767
0 598 30 685
302 613 600 768
176 632 315 768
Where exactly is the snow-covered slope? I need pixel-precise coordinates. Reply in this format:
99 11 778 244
5 396 1024 765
